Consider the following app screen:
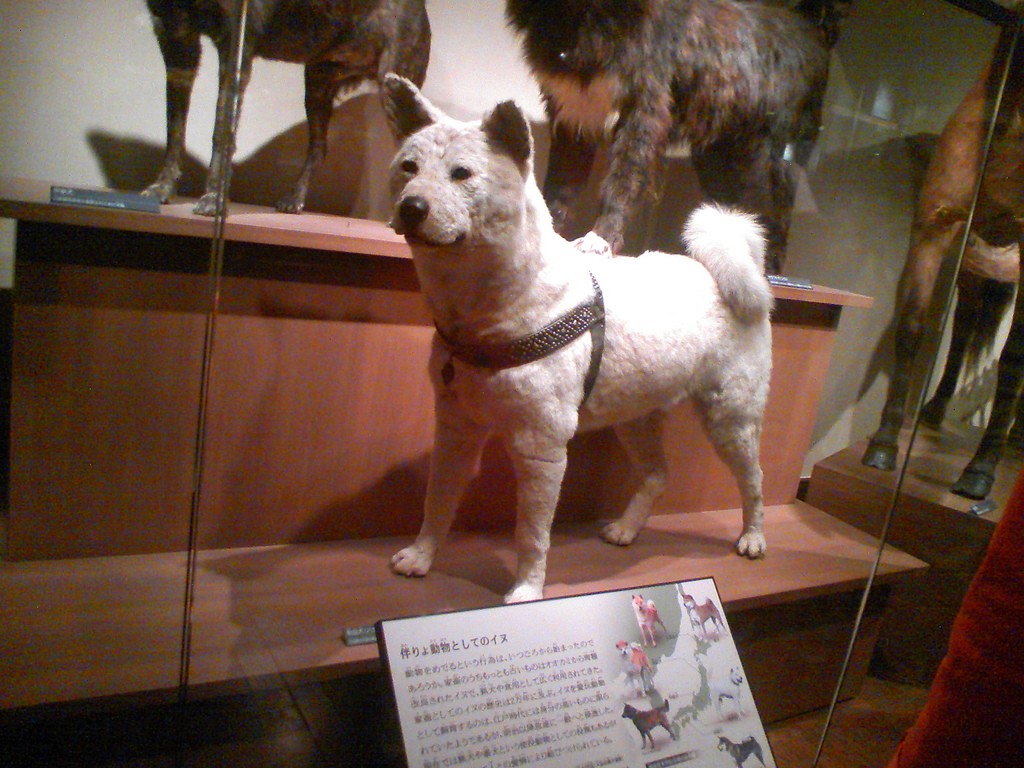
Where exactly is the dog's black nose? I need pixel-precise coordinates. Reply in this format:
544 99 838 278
397 196 429 231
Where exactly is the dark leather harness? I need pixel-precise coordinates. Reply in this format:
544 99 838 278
435 272 606 406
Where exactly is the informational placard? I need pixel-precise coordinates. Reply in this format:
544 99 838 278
377 578 775 768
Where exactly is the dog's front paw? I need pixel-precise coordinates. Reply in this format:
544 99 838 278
275 193 305 215
572 231 613 258
142 181 174 204
192 193 222 217
504 583 544 604
601 521 640 547
391 544 435 577
735 530 767 559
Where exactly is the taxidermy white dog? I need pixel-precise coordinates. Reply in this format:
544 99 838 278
381 75 773 604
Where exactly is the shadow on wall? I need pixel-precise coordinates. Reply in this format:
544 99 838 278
86 94 398 222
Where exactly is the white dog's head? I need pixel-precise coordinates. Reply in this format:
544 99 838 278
380 74 535 249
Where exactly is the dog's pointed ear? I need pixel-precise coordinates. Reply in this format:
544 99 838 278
481 100 533 171
381 73 442 140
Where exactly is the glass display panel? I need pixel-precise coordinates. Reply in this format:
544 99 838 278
1 0 1018 766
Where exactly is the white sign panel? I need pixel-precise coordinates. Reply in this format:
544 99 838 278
377 578 775 768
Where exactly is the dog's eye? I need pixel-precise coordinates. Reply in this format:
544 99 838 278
400 159 418 175
451 166 472 181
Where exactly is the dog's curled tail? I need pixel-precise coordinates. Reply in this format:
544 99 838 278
682 204 773 325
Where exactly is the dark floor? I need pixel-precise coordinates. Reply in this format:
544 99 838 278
0 672 928 768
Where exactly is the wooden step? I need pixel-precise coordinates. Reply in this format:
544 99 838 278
2 501 924 719
806 426 1013 568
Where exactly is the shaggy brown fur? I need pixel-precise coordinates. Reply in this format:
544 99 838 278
143 0 430 216
505 0 844 273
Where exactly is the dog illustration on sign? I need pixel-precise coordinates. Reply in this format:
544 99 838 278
632 594 669 646
381 75 772 604
718 735 767 767
712 667 747 720
615 640 655 697
678 585 727 640
622 701 678 751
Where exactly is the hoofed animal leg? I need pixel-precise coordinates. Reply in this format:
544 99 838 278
919 275 984 427
866 44 995 468
863 219 966 469
952 281 1024 499
920 273 1014 428
602 414 668 546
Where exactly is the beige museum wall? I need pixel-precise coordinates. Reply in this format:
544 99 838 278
0 0 1005 471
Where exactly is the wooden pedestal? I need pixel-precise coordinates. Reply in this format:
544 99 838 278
0 177 924 722
806 426 1015 684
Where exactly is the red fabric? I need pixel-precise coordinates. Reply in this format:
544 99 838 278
886 468 1024 768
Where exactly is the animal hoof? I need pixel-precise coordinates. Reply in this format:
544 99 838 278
862 441 897 471
951 468 994 500
736 532 766 559
391 546 433 577
601 522 639 546
192 193 222 217
918 398 947 428
504 584 543 604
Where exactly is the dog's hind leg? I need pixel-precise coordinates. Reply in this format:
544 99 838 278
276 63 353 214
602 413 668 546
391 402 489 579
698 397 767 558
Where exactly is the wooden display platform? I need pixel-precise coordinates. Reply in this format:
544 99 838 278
1 502 925 722
806 425 1017 684
0 178 911 722
0 176 872 560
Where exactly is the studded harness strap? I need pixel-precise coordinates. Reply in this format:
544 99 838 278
436 273 606 406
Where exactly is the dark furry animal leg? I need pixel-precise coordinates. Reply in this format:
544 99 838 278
591 90 673 254
143 0 430 217
142 8 201 204
193 35 256 217
275 62 349 214
692 139 795 275
543 122 598 238
278 9 431 214
507 0 835 267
